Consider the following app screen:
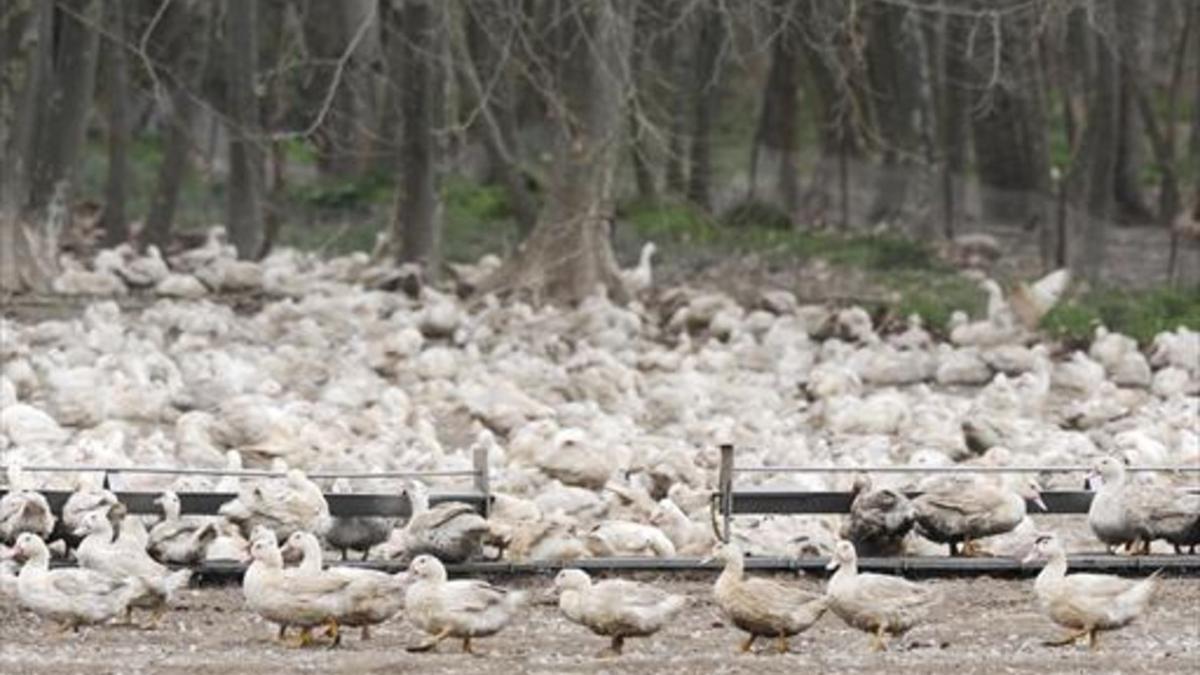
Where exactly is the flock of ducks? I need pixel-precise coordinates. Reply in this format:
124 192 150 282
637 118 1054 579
1 239 1197 654
0 527 1163 654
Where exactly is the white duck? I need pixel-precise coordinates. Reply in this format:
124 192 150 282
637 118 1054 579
622 242 657 295
281 531 408 641
708 542 828 654
913 474 1046 556
75 510 192 627
554 568 687 656
1024 532 1157 648
242 535 352 647
404 554 526 654
825 540 940 651
11 533 142 632
0 464 55 544
148 491 219 565
585 520 676 557
219 468 331 541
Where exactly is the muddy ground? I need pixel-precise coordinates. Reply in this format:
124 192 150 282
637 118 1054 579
3 575 1198 675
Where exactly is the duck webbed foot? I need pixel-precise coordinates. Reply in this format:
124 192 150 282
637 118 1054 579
1043 629 1087 647
407 627 452 653
775 634 790 654
738 634 757 653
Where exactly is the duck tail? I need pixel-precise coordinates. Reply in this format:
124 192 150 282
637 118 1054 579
664 593 688 618
505 589 529 611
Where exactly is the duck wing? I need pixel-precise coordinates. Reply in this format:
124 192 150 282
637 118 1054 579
50 568 130 597
851 573 938 609
442 579 512 612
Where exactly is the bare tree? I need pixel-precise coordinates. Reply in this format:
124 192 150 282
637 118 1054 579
225 0 265 259
863 1 921 226
481 1 633 304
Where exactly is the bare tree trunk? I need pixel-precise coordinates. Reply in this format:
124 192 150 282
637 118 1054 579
100 0 130 246
1070 0 1120 281
935 11 969 239
628 1 658 203
143 2 212 251
480 0 632 305
686 2 723 211
1112 0 1153 223
27 0 102 212
460 0 538 235
391 0 441 268
749 0 801 220
864 1 920 226
660 15 688 197
1 1 60 294
225 0 264 259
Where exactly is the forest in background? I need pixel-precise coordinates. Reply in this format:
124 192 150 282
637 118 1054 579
1 1 1198 327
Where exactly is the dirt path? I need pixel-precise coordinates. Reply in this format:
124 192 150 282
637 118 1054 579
3 576 1198 674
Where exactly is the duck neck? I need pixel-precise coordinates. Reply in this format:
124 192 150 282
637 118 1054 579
300 538 324 572
409 488 429 515
163 500 181 521
21 546 49 572
1035 548 1068 593
716 553 744 590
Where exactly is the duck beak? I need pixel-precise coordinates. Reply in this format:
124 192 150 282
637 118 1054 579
1020 550 1039 565
1032 495 1047 511
1084 471 1102 490
699 556 715 566
825 558 840 571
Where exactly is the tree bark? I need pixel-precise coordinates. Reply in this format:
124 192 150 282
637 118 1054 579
863 1 921 226
686 2 723 211
391 0 441 268
480 0 632 305
225 0 264 259
100 0 130 246
143 1 212 251
297 0 363 177
26 0 102 213
1112 0 1153 222
749 0 801 220
1070 0 1120 281
1 1 59 294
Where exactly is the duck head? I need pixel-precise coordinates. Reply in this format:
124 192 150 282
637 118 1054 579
553 568 591 593
408 554 447 582
826 539 858 571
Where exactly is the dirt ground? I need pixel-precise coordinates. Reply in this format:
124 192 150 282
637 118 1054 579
3 575 1198 675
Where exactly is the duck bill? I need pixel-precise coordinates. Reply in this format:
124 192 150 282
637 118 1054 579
1020 551 1039 565
699 556 715 566
825 558 840 571
1084 472 1102 490
1032 495 1048 511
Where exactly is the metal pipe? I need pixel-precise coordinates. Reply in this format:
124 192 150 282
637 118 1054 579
0 464 479 480
733 464 1200 475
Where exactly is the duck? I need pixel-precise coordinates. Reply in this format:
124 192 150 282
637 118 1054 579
648 497 714 555
840 474 915 557
0 464 55 544
74 510 192 627
59 474 119 548
322 478 392 561
404 554 526 654
1023 532 1158 648
708 542 828 654
280 531 407 641
10 533 143 632
622 242 657 295
242 534 352 647
147 491 219 565
914 474 1046 556
825 540 940 651
384 481 489 563
205 521 251 562
1088 457 1200 554
554 568 687 656
219 468 331 541
585 520 676 557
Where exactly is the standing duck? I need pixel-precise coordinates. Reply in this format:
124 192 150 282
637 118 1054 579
75 510 192 627
10 533 142 632
1024 532 1158 648
0 464 55 544
825 540 940 651
914 474 1046 556
554 568 687 656
280 531 407 641
708 542 828 654
322 478 391 561
219 468 331 541
1088 457 1200 554
404 554 525 654
840 474 915 557
242 535 352 647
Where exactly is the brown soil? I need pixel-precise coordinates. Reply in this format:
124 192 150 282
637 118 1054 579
3 576 1198 674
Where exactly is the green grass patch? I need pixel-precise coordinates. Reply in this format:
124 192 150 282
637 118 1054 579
1041 286 1200 345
